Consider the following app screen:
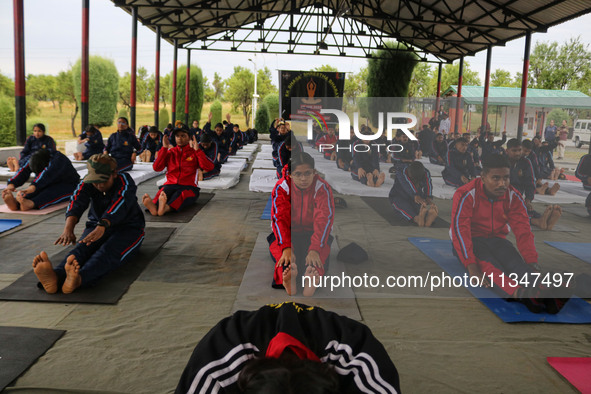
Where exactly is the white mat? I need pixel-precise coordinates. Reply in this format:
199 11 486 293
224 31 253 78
233 150 255 161
238 145 258 152
252 158 276 169
224 157 248 171
417 157 444 177
249 169 279 193
260 144 273 154
198 170 241 190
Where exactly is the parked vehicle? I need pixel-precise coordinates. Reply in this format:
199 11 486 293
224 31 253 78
572 119 591 148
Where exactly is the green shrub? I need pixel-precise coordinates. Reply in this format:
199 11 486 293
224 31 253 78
255 102 270 134
210 100 222 126
159 107 169 130
263 93 279 120
118 107 129 120
0 95 16 147
170 65 204 125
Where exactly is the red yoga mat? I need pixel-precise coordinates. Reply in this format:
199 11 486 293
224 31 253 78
548 357 591 393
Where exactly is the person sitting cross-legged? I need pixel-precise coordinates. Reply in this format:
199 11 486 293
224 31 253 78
442 137 476 188
32 154 145 294
450 154 572 314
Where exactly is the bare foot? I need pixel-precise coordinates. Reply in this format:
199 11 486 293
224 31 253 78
414 205 427 227
7 157 18 172
366 174 375 187
73 152 83 160
547 183 560 195
282 263 298 296
424 204 439 227
303 266 320 297
33 251 58 294
2 190 18 211
375 172 386 187
157 192 170 216
546 205 562 231
142 193 158 216
15 194 35 211
537 183 548 195
62 255 82 294
533 206 552 230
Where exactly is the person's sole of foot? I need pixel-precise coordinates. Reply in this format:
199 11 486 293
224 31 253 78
33 251 58 294
62 255 82 294
303 266 320 297
375 173 386 187
546 205 562 231
424 205 439 227
142 193 158 216
537 183 549 195
282 263 297 296
3 191 19 211
15 194 34 211
536 206 553 230
415 205 427 227
547 183 560 195
366 175 375 187
157 192 168 216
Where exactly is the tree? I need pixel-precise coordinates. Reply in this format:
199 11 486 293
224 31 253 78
213 72 224 100
0 95 16 147
159 107 169 130
118 72 132 112
210 100 222 126
313 65 339 72
263 93 279 120
408 63 433 97
255 102 269 134
224 66 276 126
26 74 58 107
203 76 215 102
148 73 172 108
73 55 119 129
170 65 205 125
430 61 481 92
0 70 14 97
55 68 78 135
137 66 150 103
490 69 513 87
367 42 419 126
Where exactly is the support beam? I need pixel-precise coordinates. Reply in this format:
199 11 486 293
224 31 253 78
185 49 191 126
172 39 178 124
130 6 138 132
454 57 464 133
517 32 531 141
435 62 442 117
81 0 90 130
13 0 26 145
481 46 492 133
154 26 161 128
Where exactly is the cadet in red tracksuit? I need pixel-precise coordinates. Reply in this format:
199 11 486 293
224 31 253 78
142 127 214 216
315 127 337 160
450 154 571 314
269 152 335 297
175 302 400 394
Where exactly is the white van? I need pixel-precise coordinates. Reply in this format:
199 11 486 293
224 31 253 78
572 119 591 148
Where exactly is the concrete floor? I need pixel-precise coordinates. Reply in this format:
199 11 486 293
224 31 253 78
0 142 590 393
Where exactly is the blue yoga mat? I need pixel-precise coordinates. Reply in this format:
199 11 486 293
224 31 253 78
0 219 21 234
261 195 272 220
409 237 591 323
545 241 591 265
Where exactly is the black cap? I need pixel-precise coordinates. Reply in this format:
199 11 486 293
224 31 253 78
337 242 368 264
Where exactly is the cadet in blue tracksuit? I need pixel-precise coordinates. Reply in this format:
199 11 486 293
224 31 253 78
576 153 591 190
418 125 435 157
203 115 231 163
7 123 57 171
229 123 245 155
138 126 163 163
105 117 141 171
479 130 506 163
198 133 221 181
389 161 439 227
32 154 145 295
429 133 447 165
74 125 105 161
391 130 416 172
3 150 80 211
506 138 562 230
270 119 290 165
468 137 481 174
442 138 476 188
535 139 559 180
350 136 386 187
522 139 560 195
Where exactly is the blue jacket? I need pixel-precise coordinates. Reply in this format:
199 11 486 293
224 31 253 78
443 150 476 180
510 157 536 202
139 133 163 162
9 151 80 190
389 166 433 202
479 132 506 162
19 135 57 167
66 172 145 229
351 140 380 172
80 130 105 160
199 141 221 172
105 130 141 169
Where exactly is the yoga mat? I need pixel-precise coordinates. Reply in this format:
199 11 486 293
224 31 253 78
252 157 276 169
0 326 66 392
249 169 279 193
261 195 272 219
408 237 591 323
0 219 22 233
232 232 361 320
0 227 174 304
144 192 213 223
547 357 591 394
545 241 591 265
563 206 591 218
0 201 69 215
361 196 450 228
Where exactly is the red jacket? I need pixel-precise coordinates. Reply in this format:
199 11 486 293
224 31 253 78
153 145 214 187
450 177 538 268
315 133 338 152
271 172 334 253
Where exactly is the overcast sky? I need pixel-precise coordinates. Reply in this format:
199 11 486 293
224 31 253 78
1 1 591 87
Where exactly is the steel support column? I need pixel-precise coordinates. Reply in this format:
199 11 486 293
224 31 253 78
184 49 191 126
130 6 138 132
13 0 26 145
81 0 90 130
454 57 464 133
154 26 161 128
171 39 178 124
435 62 442 117
481 46 492 134
517 32 531 141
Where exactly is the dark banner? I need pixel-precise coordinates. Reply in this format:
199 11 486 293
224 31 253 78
279 70 346 121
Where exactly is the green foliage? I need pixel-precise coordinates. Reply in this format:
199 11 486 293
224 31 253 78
73 56 119 128
210 100 222 126
546 109 570 126
56 69 76 113
26 74 58 105
0 70 14 97
367 42 419 125
529 37 591 92
118 108 128 119
255 102 270 134
490 69 513 87
213 72 224 100
344 66 368 100
0 95 16 147
159 107 169 130
313 65 339 72
408 63 432 97
224 66 277 126
203 76 215 102
170 65 204 125
25 96 39 117
263 93 279 120
148 72 171 107
26 118 48 136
